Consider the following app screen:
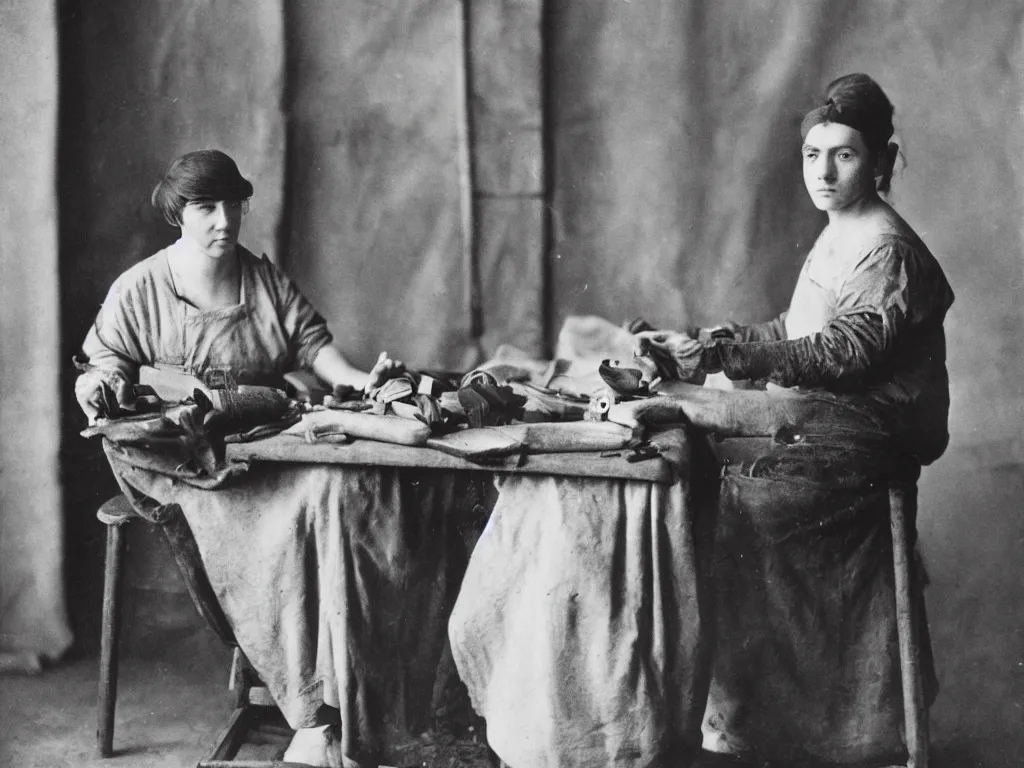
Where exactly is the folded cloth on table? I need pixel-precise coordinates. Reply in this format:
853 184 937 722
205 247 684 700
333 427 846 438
542 316 642 397
472 344 552 385
466 317 642 399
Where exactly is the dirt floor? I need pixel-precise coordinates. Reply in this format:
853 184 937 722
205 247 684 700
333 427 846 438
3 515 1020 768
0 582 495 768
0 618 236 768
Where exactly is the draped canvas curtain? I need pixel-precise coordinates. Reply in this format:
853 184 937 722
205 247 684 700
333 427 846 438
1 2 1020 762
50 0 542 658
0 2 71 662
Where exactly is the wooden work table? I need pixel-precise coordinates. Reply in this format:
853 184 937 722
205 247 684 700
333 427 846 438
100 424 690 766
224 432 678 484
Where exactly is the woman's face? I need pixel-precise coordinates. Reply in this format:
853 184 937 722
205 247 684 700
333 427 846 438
801 122 879 213
179 199 244 258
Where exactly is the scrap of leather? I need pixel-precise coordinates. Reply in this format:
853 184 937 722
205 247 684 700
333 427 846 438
197 385 294 435
368 375 416 405
85 402 223 481
81 401 209 444
457 381 528 429
598 359 650 396
426 427 525 462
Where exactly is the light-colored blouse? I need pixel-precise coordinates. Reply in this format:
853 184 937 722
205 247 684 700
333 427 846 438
82 242 332 388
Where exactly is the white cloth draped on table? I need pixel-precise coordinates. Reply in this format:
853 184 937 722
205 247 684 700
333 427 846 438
449 471 710 768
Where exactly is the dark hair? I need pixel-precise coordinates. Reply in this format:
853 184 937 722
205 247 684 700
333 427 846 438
800 73 899 193
151 149 254 225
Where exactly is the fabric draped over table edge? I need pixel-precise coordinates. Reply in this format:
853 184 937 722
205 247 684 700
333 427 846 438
104 440 497 765
449 462 712 768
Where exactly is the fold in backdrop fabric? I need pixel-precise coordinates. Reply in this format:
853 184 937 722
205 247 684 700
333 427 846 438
0 1 70 661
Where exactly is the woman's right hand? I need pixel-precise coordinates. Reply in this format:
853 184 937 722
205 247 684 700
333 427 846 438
74 370 135 424
364 351 407 394
633 330 706 383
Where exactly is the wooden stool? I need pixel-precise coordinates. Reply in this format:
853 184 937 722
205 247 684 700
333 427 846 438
95 495 295 766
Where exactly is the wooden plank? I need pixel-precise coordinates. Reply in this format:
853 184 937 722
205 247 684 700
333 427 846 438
203 706 252 762
226 433 675 483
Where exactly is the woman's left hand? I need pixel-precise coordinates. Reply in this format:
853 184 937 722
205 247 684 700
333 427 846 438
364 351 406 393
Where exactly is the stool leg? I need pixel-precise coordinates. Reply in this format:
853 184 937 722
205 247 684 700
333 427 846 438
97 522 126 758
890 488 928 768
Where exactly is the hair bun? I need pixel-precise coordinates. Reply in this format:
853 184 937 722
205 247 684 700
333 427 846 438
800 73 895 152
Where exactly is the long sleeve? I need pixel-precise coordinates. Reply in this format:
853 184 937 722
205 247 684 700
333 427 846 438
707 311 888 389
733 313 789 343
694 313 789 345
704 239 952 391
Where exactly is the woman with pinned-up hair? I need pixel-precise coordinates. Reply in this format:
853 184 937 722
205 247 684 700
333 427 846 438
622 74 955 765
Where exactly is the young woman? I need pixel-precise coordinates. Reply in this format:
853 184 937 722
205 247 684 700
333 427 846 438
631 73 954 765
637 73 952 467
75 149 402 424
75 150 408 767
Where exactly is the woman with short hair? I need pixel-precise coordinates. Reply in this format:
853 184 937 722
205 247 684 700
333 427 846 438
76 149 409 767
76 148 401 424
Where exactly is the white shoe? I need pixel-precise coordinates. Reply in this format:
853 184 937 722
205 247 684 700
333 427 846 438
283 724 343 767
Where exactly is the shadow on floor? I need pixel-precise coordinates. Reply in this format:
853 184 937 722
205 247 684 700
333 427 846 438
0 626 234 768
